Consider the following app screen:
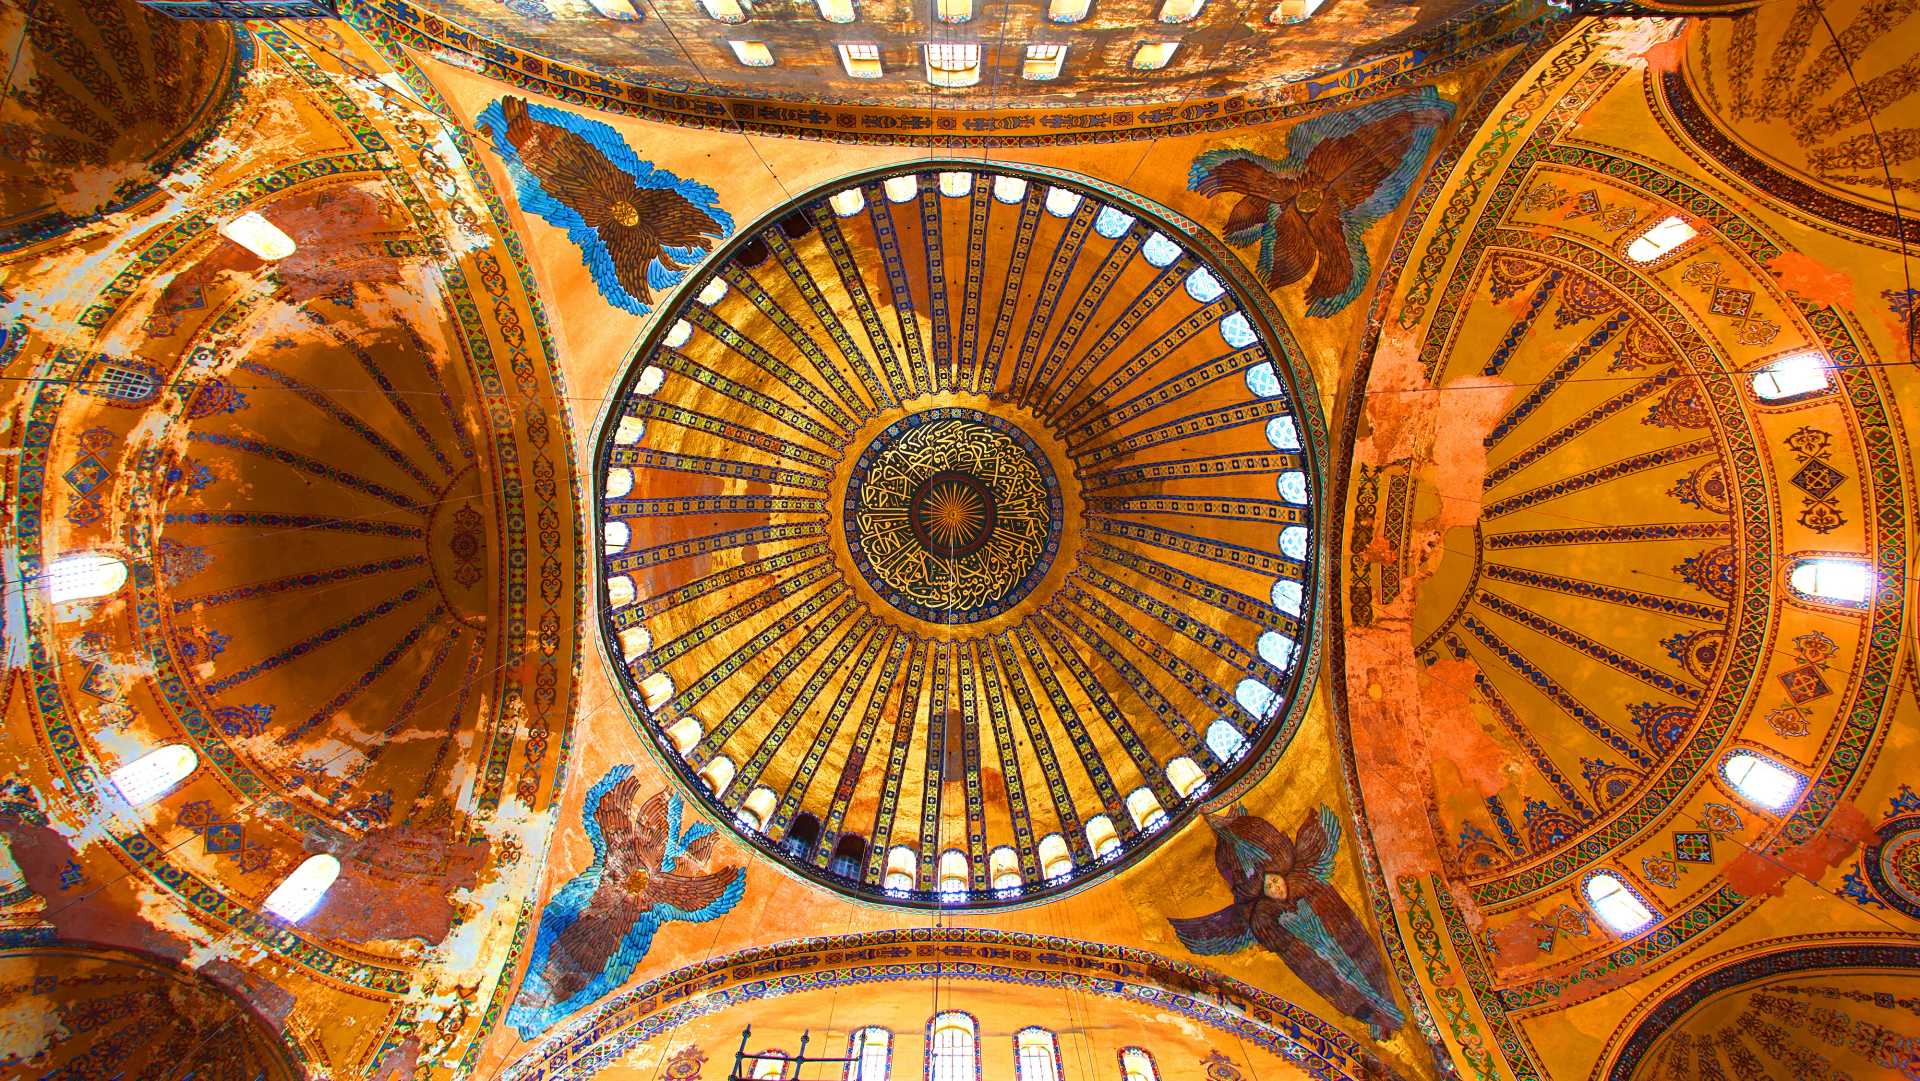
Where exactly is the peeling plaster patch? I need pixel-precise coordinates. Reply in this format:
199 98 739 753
1766 251 1855 308
1724 801 1873 897
433 796 552 982
1595 17 1684 66
0 994 65 1062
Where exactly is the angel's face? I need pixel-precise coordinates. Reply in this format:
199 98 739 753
1262 872 1291 901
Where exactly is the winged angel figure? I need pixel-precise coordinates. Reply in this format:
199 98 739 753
507 765 745 1037
483 96 731 314
1188 86 1453 318
1169 805 1405 1039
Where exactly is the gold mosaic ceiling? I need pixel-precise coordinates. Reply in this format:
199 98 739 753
596 164 1321 907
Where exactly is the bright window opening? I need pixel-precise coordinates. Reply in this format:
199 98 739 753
817 0 856 18
45 552 128 604
604 519 631 554
1206 718 1248 762
1085 814 1120 858
1625 215 1696 262
640 671 676 712
988 845 1020 889
830 188 866 217
839 42 883 78
1142 231 1182 267
109 744 198 806
607 575 636 608
1047 0 1088 20
614 414 646 444
884 845 917 891
848 1029 891 1081
618 625 651 662
664 716 703 756
664 319 694 349
728 39 774 66
1165 756 1207 799
1124 787 1167 831
1022 44 1065 81
1120 1049 1157 1081
938 848 969 897
939 171 974 197
1789 558 1872 605
928 1013 976 1081
884 174 920 203
697 277 729 306
752 1055 787 1081
605 467 633 499
1158 0 1202 19
1721 751 1803 811
699 755 736 797
698 0 748 20
1037 833 1072 879
587 0 641 19
992 175 1028 203
220 211 296 260
925 42 981 87
1585 872 1655 934
738 786 777 831
1016 1029 1061 1081
935 0 971 20
1236 678 1279 720
1752 350 1829 400
1268 0 1323 21
263 854 340 923
1044 186 1082 217
1133 42 1178 70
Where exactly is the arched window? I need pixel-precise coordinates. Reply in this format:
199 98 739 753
847 1028 891 1081
1625 215 1695 262
699 755 736 798
751 1052 788 1080
1164 757 1207 799
738 786 777 832
1124 787 1166 831
604 520 630 554
664 716 703 756
1788 558 1873 605
988 845 1021 889
613 414 645 444
828 833 867 879
926 1013 976 1081
109 744 197 806
264 854 340 923
605 467 634 499
992 175 1028 203
924 43 981 87
640 672 676 712
830 189 865 217
884 175 920 203
1047 0 1088 20
1085 815 1120 858
607 575 636 607
1751 350 1828 401
1584 872 1655 934
45 552 127 604
1236 678 1279 720
784 812 821 859
618 626 651 663
1119 1049 1157 1081
937 849 969 898
1206 718 1249 762
1037 833 1072 880
1721 751 1804 812
1015 1028 1061 1081
884 845 917 891
939 171 974 198
219 211 297 260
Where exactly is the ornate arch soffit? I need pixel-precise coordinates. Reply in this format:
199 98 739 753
503 928 1410 1081
340 0 1556 147
1597 935 1920 1080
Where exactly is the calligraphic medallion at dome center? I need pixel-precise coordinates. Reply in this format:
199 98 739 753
846 408 1061 623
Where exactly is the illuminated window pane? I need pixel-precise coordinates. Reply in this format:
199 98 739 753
607 575 636 607
1159 0 1202 19
753 1055 787 1080
1121 1050 1157 1081
988 845 1020 889
839 42 882 78
992 175 1028 203
1625 215 1696 262
1752 350 1828 400
830 188 866 216
884 174 920 203
1585 873 1655 934
1047 0 1088 20
935 0 971 20
614 414 646 444
1037 833 1072 879
587 0 642 19
728 39 774 66
884 845 917 891
618 625 651 662
1257 630 1295 671
925 42 981 87
1085 814 1120 858
1789 558 1872 604
817 0 856 19
1022 44 1065 81
1016 1029 1060 1081
1235 678 1279 720
1124 786 1167 830
848 1029 891 1081
1206 718 1248 761
1164 756 1207 799
604 519 630 554
46 552 127 604
929 1014 976 1081
219 211 296 260
697 276 729 305
937 848 969 897
1044 186 1082 216
640 671 675 711
699 755 736 797
1722 751 1802 811
738 786 777 831
605 466 633 499
939 171 974 197
1094 206 1135 238
1132 42 1178 70
1142 231 1181 267
699 0 748 21
264 854 340 923
665 716 703 755
110 745 198 806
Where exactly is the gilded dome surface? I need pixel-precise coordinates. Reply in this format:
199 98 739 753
596 164 1321 907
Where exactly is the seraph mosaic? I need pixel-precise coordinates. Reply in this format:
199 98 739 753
1169 806 1405 1039
480 97 732 314
1189 86 1453 318
507 766 745 1038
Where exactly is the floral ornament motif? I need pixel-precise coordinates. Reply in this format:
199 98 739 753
1783 426 1848 534
1679 260 1779 345
1188 86 1454 317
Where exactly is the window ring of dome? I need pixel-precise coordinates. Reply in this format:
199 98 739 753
591 162 1323 910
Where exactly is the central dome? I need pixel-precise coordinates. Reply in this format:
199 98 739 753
847 405 1064 623
597 164 1319 908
